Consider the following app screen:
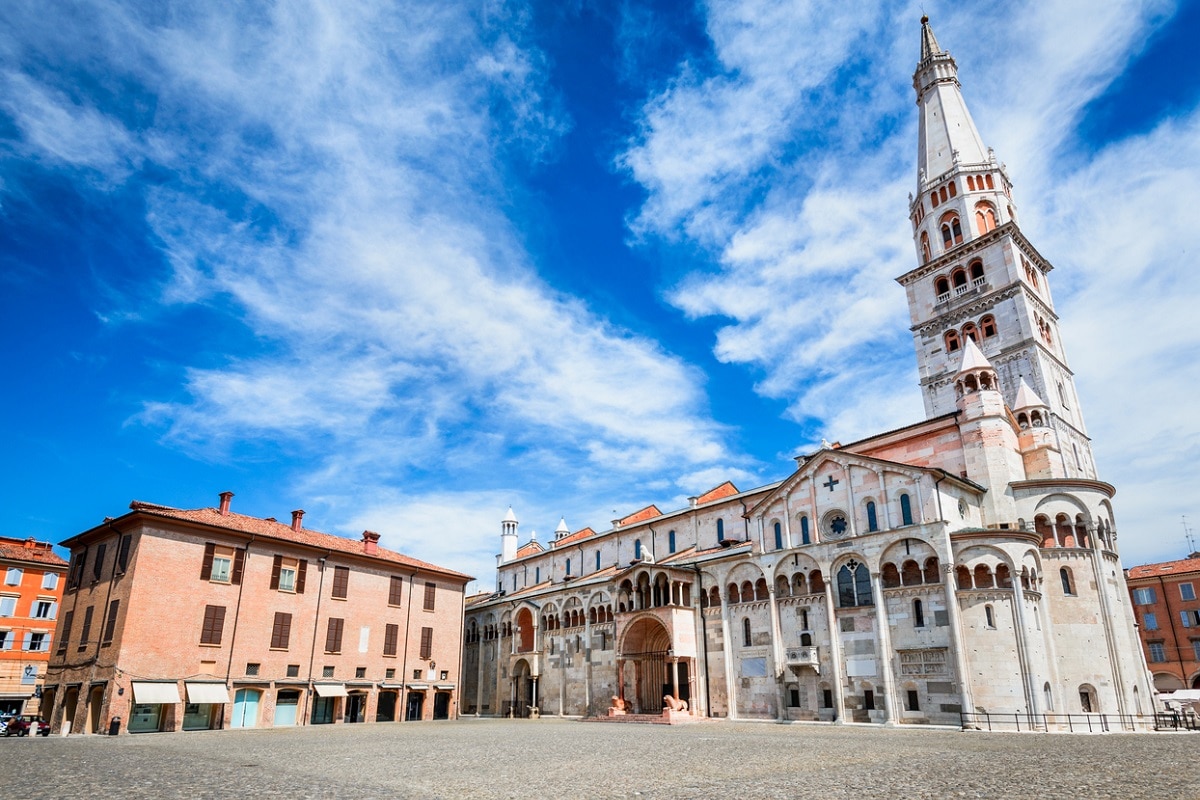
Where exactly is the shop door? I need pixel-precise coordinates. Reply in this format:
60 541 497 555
127 704 161 733
87 686 104 733
345 693 366 723
405 692 425 721
375 691 397 722
231 689 260 728
433 692 450 720
273 690 299 727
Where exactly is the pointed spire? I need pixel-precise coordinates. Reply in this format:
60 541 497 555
503 506 518 523
919 15 941 62
956 337 994 376
555 517 570 539
1012 378 1047 412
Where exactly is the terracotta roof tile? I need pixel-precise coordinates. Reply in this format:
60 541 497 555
0 537 67 567
696 481 738 504
515 540 545 557
619 505 662 526
1127 557 1200 580
552 527 596 547
125 502 470 580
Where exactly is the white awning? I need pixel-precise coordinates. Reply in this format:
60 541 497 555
434 684 456 691
185 682 231 704
406 683 429 691
131 682 181 705
313 683 348 697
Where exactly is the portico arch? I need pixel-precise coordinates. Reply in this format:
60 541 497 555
617 615 686 714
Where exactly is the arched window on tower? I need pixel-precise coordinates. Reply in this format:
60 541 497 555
951 267 968 290
742 617 752 647
945 330 961 353
985 174 995 189
962 322 978 343
975 202 997 234
935 276 950 301
913 599 925 628
920 232 931 263
774 521 783 550
1060 567 1076 596
565 558 571 576
969 260 985 283
967 175 976 191
940 214 963 248
595 551 601 571
980 315 997 339
947 181 957 198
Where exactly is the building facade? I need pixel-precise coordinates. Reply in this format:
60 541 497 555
1126 556 1200 693
462 18 1153 728
0 537 67 718
42 492 470 734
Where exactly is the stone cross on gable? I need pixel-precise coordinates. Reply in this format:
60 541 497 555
823 475 839 492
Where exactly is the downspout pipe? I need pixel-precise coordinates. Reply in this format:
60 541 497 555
399 573 417 721
302 550 332 726
224 534 256 697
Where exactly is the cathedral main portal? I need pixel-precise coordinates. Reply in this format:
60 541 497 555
617 616 691 714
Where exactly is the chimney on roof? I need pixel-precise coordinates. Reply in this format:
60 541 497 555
24 538 36 549
218 491 234 515
688 496 699 509
291 510 305 531
362 530 381 555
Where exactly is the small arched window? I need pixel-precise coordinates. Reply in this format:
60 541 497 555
595 551 601 571
800 515 810 545
962 322 978 343
967 175 976 191
565 558 571 576
985 604 995 628
1060 567 1076 596
920 232 931 263
947 181 957 198
900 493 914 526
668 530 676 553
931 190 940 208
969 260 985 281
941 214 963 247
866 501 878 532
634 540 642 560
742 617 752 647
951 268 967 288
913 599 925 628
945 330 961 353
935 276 950 297
985 174 995 189
716 519 725 543
774 521 783 550
975 202 997 234
980 315 997 338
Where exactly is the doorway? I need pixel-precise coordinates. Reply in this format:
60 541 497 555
433 691 451 720
376 691 397 722
405 691 425 721
345 692 366 723
87 686 104 733
231 689 260 728
273 690 300 727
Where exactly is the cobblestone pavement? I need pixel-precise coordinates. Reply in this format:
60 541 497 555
1 719 1197 800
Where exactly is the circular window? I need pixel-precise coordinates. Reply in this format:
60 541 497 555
823 510 849 540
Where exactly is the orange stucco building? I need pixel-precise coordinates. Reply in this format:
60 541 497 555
0 536 68 718
42 492 470 734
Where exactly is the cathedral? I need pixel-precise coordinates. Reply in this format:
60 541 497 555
461 18 1152 727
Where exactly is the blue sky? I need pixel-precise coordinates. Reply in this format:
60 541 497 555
2 0 1198 591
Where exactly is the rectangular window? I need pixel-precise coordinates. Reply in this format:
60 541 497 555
389 576 404 606
332 566 349 599
1182 583 1197 602
906 690 920 712
1132 587 1157 605
200 604 225 645
78 606 94 651
68 549 87 590
0 631 10 650
42 572 59 591
355 667 366 679
383 623 399 657
203 543 231 583
271 612 292 650
0 596 15 617
863 690 875 711
92 543 107 580
246 663 260 676
1193 641 1200 662
286 664 300 678
323 666 334 678
1183 610 1200 628
413 669 421 680
1148 642 1167 663
5 568 22 586
116 535 132 573
385 668 395 680
102 599 119 645
423 582 436 611
822 689 833 708
1144 612 1158 631
419 626 433 659
25 632 49 652
326 617 344 653
271 556 301 593
33 600 57 620
57 610 73 654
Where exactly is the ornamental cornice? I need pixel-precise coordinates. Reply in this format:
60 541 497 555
914 283 1023 333
958 588 1015 602
897 223 1014 286
882 585 944 598
1010 478 1115 497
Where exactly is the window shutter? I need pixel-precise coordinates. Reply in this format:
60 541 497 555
58 610 73 654
201 543 215 580
69 547 88 589
271 612 292 649
424 582 436 610
232 548 245 585
296 560 308 594
270 555 282 590
384 623 398 656
102 599 120 644
22 632 32 651
93 543 107 580
116 535 132 573
420 626 433 659
326 618 344 653
389 576 403 606
332 566 349 599
201 604 225 645
79 606 94 650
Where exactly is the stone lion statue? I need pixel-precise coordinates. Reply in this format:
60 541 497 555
663 695 688 712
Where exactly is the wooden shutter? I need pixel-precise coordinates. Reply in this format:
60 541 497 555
423 581 436 610
326 617 344 653
331 566 349 599
200 604 225 645
296 560 308 594
93 543 107 580
270 555 283 590
69 547 88 589
231 548 245 585
383 623 398 656
78 606 94 651
116 535 132 573
271 612 292 649
389 576 403 606
420 626 433 659
201 543 215 580
57 611 73 654
102 599 120 644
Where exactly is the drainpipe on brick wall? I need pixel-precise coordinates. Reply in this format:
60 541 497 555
398 573 416 721
224 534 256 702
302 552 332 726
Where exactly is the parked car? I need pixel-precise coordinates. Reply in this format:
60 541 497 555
3 716 49 737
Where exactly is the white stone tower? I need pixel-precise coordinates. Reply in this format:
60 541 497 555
897 15 1097 479
500 506 518 563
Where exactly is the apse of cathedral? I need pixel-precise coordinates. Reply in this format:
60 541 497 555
461 17 1151 727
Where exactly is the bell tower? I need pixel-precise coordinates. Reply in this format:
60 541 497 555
896 16 1097 479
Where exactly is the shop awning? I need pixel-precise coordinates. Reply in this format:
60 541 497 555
185 683 231 704
406 683 429 691
434 684 456 691
131 682 181 704
313 683 348 697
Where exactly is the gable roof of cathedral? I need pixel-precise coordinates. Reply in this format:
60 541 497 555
552 527 597 548
696 481 739 504
617 505 663 527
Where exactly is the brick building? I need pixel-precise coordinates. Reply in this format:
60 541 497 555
0 537 67 717
462 18 1153 729
42 492 470 734
1126 556 1200 693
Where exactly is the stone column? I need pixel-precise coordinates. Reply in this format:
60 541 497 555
719 586 738 720
871 571 899 725
823 579 846 723
942 559 975 717
1010 573 1038 715
1089 547 1128 715
766 583 787 721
